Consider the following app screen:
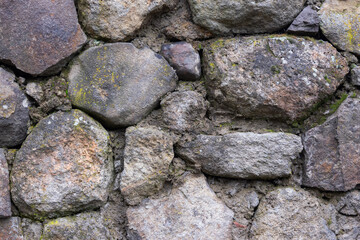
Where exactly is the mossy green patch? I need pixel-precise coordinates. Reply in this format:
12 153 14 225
329 93 348 114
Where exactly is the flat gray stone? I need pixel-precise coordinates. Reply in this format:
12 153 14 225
287 6 320 36
0 149 11 218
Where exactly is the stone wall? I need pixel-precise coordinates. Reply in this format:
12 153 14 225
1 0 360 239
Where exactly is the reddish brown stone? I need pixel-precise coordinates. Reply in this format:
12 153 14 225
0 217 23 240
0 149 11 218
0 0 87 76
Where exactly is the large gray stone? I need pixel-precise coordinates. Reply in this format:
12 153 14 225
77 0 178 41
204 36 348 121
188 0 306 34
0 0 87 76
0 149 11 218
0 68 29 147
319 0 360 56
11 110 113 219
287 6 320 36
176 132 303 179
303 97 360 191
120 127 174 205
250 187 336 240
127 173 234 240
68 43 178 128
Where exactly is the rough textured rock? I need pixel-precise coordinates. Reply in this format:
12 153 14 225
303 97 360 191
319 0 360 56
0 0 87 76
0 149 11 218
188 0 306 34
127 173 234 240
0 217 23 240
0 68 29 147
250 187 336 240
68 43 177 128
43 211 112 240
351 66 360 87
287 6 320 36
77 0 178 41
120 127 174 205
176 132 303 179
21 218 43 240
336 214 360 240
160 42 201 81
337 191 360 216
11 110 113 219
160 91 208 132
204 36 348 121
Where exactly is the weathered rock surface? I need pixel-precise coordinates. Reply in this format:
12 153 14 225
0 0 87 76
303 97 360 191
11 110 113 219
120 127 174 205
21 218 43 240
287 6 320 36
0 149 11 218
204 36 348 121
250 187 336 240
176 132 303 179
0 68 29 147
68 43 177 128
319 0 360 56
337 191 360 216
43 211 112 240
160 42 201 81
127 173 234 240
77 0 178 41
0 217 23 240
336 214 360 240
188 0 306 34
351 66 360 87
161 91 208 132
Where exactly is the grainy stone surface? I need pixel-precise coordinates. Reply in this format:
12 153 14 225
120 127 174 205
336 214 360 240
161 91 208 132
337 191 360 216
0 217 23 240
204 36 348 121
21 218 43 240
127 173 234 240
250 187 336 240
0 68 29 147
176 132 303 179
287 6 320 36
160 42 201 81
77 0 178 41
351 66 360 87
68 43 177 128
319 0 360 56
0 0 87 76
303 97 360 191
11 110 113 219
0 148 11 218
188 0 306 34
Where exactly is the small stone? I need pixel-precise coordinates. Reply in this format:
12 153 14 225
176 132 303 179
250 187 336 240
287 6 320 36
188 0 306 34
160 42 201 81
25 82 43 103
0 217 23 240
351 66 360 87
43 211 111 240
336 191 360 216
68 43 177 128
319 0 360 56
204 36 348 121
11 110 113 219
77 0 178 41
0 0 87 76
127 173 234 240
0 149 11 218
160 91 208 132
303 97 360 191
0 67 29 147
120 127 174 205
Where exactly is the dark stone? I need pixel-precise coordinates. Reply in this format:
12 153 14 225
287 6 320 36
0 0 87 76
0 149 11 218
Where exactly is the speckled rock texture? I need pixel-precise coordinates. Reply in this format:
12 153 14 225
319 0 360 56
0 217 23 240
187 0 306 34
176 132 303 179
287 6 320 36
303 97 360 191
204 36 349 121
351 65 360 86
127 173 234 240
250 187 336 240
337 191 360 216
0 0 87 76
77 0 178 41
120 127 174 205
11 110 113 219
0 67 29 148
0 149 11 218
68 43 178 128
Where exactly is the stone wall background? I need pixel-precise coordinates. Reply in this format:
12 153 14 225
1 0 360 239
